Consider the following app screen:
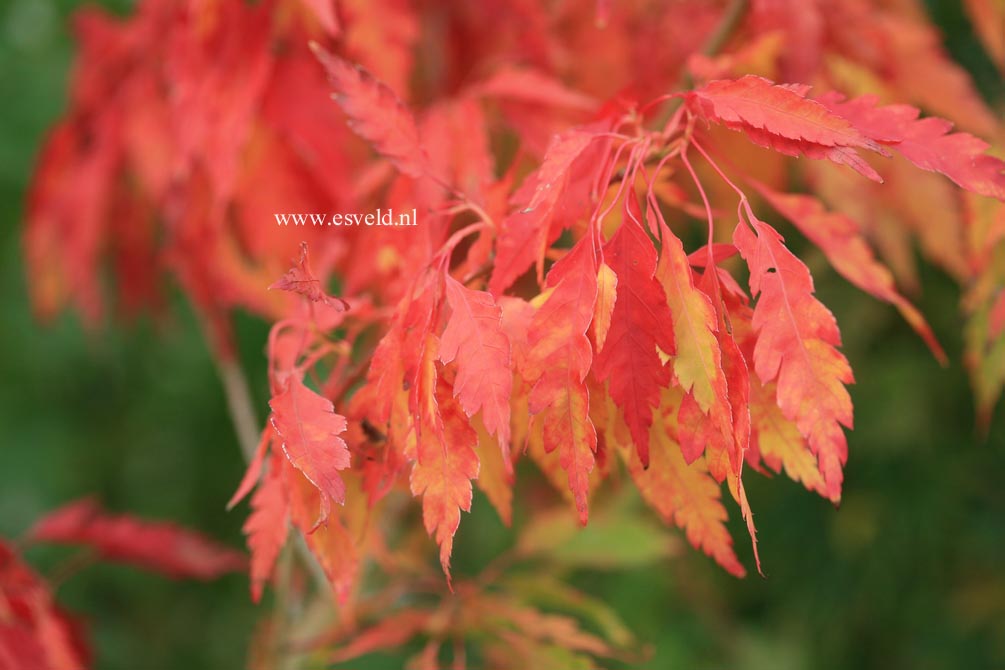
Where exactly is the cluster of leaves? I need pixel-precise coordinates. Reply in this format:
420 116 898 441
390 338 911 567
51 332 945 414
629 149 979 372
21 0 1005 667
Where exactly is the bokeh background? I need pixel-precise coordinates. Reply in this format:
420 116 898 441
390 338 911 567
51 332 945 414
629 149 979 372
1 1 1003 668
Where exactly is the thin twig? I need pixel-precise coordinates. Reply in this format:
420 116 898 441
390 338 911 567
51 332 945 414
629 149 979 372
218 358 261 463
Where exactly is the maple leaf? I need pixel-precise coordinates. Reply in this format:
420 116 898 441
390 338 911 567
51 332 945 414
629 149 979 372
656 230 724 413
242 463 288 602
526 236 599 523
593 219 675 467
817 93 1005 201
688 75 884 181
653 216 735 479
269 377 351 526
311 44 430 178
269 241 349 310
749 379 828 497
0 541 90 670
283 458 361 604
30 498 246 580
753 183 946 361
622 389 746 577
734 216 853 502
439 275 513 450
490 130 602 295
409 337 480 578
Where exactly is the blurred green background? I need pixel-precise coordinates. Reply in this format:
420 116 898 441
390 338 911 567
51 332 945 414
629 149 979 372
1 1 1003 668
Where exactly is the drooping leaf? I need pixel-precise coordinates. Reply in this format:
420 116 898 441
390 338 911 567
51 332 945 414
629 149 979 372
754 183 945 361
819 93 1005 201
242 463 288 602
734 216 853 502
409 337 480 578
526 237 600 524
490 130 602 295
592 261 617 351
31 498 247 581
593 219 675 467
622 389 746 577
748 379 828 497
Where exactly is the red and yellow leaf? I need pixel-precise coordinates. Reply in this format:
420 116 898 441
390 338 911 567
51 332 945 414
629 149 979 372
526 236 599 524
622 389 746 577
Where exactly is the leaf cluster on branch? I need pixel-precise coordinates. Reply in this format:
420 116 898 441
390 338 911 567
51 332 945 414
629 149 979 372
16 0 1005 667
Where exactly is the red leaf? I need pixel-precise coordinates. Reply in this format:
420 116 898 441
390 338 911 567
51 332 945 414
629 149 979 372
754 183 946 362
688 75 883 181
818 93 1005 201
439 275 513 449
269 242 349 311
243 464 288 602
734 217 853 502
0 540 90 670
593 220 675 467
526 237 599 523
311 44 430 178
490 130 602 295
31 499 246 580
269 377 351 527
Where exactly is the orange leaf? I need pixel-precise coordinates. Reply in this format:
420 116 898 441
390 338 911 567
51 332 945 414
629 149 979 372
623 389 746 577
409 336 480 579
819 93 1005 201
688 75 883 180
734 217 853 502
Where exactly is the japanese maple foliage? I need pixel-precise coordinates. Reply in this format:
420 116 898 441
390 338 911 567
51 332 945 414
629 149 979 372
23 0 1005 667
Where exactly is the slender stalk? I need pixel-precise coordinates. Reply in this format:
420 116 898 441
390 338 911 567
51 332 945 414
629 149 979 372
218 358 261 463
